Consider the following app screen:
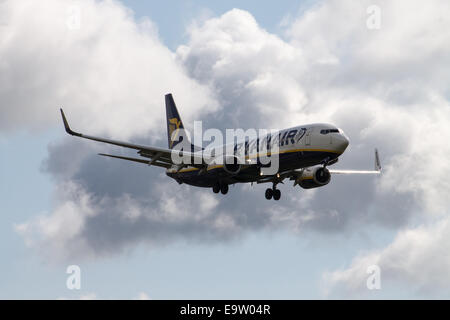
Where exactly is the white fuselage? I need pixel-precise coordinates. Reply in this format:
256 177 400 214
167 123 349 176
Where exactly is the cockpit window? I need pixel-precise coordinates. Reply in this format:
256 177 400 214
320 129 339 134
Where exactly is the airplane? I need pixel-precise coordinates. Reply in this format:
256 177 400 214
60 93 381 200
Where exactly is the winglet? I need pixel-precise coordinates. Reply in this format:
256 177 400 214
375 148 382 172
60 108 81 137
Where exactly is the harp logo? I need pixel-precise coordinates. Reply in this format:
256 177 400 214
168 117 182 148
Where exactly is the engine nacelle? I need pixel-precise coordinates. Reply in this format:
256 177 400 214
223 155 242 175
296 166 331 189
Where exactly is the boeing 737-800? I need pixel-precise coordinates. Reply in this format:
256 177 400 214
60 94 381 200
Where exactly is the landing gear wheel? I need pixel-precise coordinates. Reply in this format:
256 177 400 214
220 184 229 195
265 188 273 200
273 189 281 201
212 184 220 194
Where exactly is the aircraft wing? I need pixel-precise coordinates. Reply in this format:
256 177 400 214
60 109 204 168
328 149 381 174
98 153 172 168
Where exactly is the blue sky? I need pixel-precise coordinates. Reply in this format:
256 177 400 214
2 0 450 299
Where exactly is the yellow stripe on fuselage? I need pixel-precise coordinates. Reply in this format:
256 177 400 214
172 148 340 173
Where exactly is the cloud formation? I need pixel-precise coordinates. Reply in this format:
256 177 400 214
324 217 450 296
6 0 450 296
0 0 216 137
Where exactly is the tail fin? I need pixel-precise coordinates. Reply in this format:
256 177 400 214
165 93 187 149
165 93 204 151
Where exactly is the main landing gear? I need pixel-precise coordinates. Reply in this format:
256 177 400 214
212 182 228 195
265 185 281 201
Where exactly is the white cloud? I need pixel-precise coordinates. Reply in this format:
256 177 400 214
324 217 450 297
177 9 308 129
15 181 96 261
0 0 216 137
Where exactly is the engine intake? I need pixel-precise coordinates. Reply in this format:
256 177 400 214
223 155 242 175
296 166 331 189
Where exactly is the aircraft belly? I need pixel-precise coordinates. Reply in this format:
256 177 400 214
166 150 339 187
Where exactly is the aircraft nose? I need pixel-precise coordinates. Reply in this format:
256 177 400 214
343 135 349 149
336 134 349 153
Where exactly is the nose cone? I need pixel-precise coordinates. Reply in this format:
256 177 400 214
336 134 349 153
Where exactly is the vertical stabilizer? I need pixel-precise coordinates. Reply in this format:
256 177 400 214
165 94 186 149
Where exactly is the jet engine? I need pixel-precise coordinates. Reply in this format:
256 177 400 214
295 166 331 189
223 155 242 175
